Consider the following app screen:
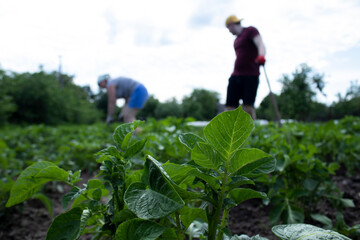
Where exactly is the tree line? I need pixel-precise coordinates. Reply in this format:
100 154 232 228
0 64 359 125
257 64 360 121
0 68 100 125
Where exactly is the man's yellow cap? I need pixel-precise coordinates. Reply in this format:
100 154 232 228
225 15 243 26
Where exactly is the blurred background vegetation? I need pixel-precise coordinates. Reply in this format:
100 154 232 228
1 63 359 126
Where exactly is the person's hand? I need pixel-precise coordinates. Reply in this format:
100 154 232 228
106 115 114 125
255 55 266 65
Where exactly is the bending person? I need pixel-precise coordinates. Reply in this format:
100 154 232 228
98 74 148 124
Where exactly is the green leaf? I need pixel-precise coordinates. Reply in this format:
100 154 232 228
270 203 286 226
162 162 195 184
113 121 143 151
159 228 178 239
286 205 304 224
124 138 147 159
179 206 207 230
62 188 83 209
115 219 165 240
179 133 205 151
226 176 254 191
87 179 105 189
303 178 318 191
340 198 355 208
86 179 108 203
189 168 220 191
32 192 53 216
272 223 351 240
228 148 270 175
114 209 137 224
230 234 270 240
71 194 91 208
92 188 102 201
125 183 183 220
69 170 82 184
203 107 254 163
276 154 291 172
124 156 184 219
96 154 113 163
6 161 69 207
126 169 144 187
228 188 267 206
191 142 222 169
327 162 340 175
236 157 275 177
46 207 88 240
120 132 133 151
164 162 219 191
310 214 333 228
79 209 91 238
97 146 123 160
171 183 202 201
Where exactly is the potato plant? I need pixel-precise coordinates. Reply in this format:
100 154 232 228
5 107 351 240
247 120 358 230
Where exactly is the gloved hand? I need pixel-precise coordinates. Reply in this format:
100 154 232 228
255 55 266 65
106 115 114 125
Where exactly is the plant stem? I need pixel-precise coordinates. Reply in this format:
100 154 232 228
219 208 230 232
208 204 221 240
175 211 184 240
113 186 124 211
208 173 228 240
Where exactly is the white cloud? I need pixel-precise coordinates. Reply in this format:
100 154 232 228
0 0 359 107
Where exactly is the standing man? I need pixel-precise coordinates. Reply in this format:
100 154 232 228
98 74 148 124
225 15 266 119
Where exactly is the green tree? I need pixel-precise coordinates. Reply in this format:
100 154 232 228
277 64 325 121
58 80 101 124
138 95 160 119
308 101 329 121
1 68 101 124
0 70 17 124
8 70 63 124
330 80 360 119
256 93 280 121
94 91 108 118
154 98 183 119
181 88 219 120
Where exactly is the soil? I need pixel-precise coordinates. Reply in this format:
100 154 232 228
1 172 359 240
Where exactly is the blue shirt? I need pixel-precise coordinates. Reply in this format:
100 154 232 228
107 77 140 98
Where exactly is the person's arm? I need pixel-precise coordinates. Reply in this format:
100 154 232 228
253 34 266 65
107 84 117 120
253 34 266 56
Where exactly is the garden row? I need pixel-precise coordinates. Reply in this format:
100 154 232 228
1 111 359 239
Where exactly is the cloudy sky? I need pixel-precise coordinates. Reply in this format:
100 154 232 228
1 0 360 107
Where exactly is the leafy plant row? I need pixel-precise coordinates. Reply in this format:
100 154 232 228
1 113 360 238
0 123 112 218
0 117 200 218
5 108 352 240
246 116 360 236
